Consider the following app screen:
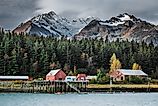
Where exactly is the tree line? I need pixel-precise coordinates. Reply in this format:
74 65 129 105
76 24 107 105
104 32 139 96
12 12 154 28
0 31 158 79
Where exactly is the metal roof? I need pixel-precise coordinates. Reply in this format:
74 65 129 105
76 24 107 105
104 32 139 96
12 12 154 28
46 69 61 76
65 76 77 78
118 69 148 76
0 76 29 80
86 76 97 79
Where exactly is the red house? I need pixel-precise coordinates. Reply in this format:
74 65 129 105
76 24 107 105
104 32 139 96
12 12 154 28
77 74 86 81
46 69 66 81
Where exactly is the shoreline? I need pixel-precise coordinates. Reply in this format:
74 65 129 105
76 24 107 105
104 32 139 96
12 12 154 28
87 84 158 92
1 84 158 93
0 91 158 94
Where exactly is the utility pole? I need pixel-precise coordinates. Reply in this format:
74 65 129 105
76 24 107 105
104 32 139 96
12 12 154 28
110 76 112 92
147 77 151 92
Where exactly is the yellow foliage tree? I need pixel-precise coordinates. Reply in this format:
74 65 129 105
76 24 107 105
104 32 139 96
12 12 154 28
110 53 121 72
110 53 116 63
132 63 141 70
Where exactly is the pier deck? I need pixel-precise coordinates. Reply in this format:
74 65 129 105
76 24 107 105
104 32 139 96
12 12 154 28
0 80 88 93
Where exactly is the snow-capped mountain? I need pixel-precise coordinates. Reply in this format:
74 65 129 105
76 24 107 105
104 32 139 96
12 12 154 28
75 13 158 45
13 12 158 45
13 11 97 37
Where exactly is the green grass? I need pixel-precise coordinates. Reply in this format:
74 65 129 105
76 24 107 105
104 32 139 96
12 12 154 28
87 84 158 88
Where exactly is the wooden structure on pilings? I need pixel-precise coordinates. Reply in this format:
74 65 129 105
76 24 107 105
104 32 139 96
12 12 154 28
0 80 88 93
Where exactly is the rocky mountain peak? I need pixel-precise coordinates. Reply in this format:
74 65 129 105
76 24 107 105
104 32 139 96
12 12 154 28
47 11 57 16
99 13 143 27
76 13 158 45
117 13 140 22
13 11 96 37
13 11 158 45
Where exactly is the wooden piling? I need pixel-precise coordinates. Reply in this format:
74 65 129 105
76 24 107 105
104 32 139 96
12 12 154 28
0 80 88 94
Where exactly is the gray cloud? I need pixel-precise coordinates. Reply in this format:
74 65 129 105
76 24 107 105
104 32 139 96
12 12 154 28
0 0 40 29
0 0 158 29
38 0 158 24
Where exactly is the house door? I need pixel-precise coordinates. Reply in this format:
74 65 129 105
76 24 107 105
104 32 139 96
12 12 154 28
59 78 62 80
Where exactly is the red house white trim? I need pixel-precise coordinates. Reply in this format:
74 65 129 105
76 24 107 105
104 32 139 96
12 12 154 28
46 69 66 81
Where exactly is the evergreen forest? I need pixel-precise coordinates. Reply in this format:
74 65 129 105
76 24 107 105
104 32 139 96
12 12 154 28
0 31 158 79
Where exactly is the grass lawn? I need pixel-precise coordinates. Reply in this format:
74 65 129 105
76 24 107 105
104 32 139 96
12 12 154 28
87 84 158 89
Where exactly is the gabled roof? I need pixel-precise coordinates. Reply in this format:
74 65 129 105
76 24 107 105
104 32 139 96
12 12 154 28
46 69 61 76
0 76 29 80
118 69 148 76
77 74 86 77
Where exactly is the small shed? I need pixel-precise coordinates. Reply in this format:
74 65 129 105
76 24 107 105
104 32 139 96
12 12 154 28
77 74 86 81
65 76 77 82
0 76 29 81
110 69 148 81
46 69 66 81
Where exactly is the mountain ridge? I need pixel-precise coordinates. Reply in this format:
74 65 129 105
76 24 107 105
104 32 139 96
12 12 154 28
13 11 158 45
75 13 158 45
13 11 97 37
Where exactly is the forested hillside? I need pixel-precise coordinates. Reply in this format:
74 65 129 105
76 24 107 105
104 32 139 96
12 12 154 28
0 31 158 78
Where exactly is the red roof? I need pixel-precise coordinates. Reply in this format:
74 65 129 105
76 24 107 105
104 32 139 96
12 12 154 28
77 74 86 78
77 74 87 81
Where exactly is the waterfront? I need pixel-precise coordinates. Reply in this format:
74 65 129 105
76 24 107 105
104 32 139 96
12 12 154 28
0 93 158 106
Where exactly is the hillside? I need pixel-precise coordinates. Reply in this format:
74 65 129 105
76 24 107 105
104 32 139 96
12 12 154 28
0 31 157 78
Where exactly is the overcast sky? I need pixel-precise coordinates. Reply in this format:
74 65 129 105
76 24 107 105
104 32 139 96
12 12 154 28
0 0 158 29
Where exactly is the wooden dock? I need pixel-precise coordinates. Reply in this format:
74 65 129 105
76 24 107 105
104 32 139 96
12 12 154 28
0 81 88 93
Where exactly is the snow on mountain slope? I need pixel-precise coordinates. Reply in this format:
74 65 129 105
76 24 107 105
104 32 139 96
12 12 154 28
13 12 158 45
13 11 96 37
99 13 141 26
75 13 158 45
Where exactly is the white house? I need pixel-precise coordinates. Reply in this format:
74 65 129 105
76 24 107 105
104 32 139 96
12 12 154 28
0 76 29 81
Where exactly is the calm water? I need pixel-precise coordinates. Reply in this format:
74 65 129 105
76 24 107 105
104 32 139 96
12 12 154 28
0 93 158 106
